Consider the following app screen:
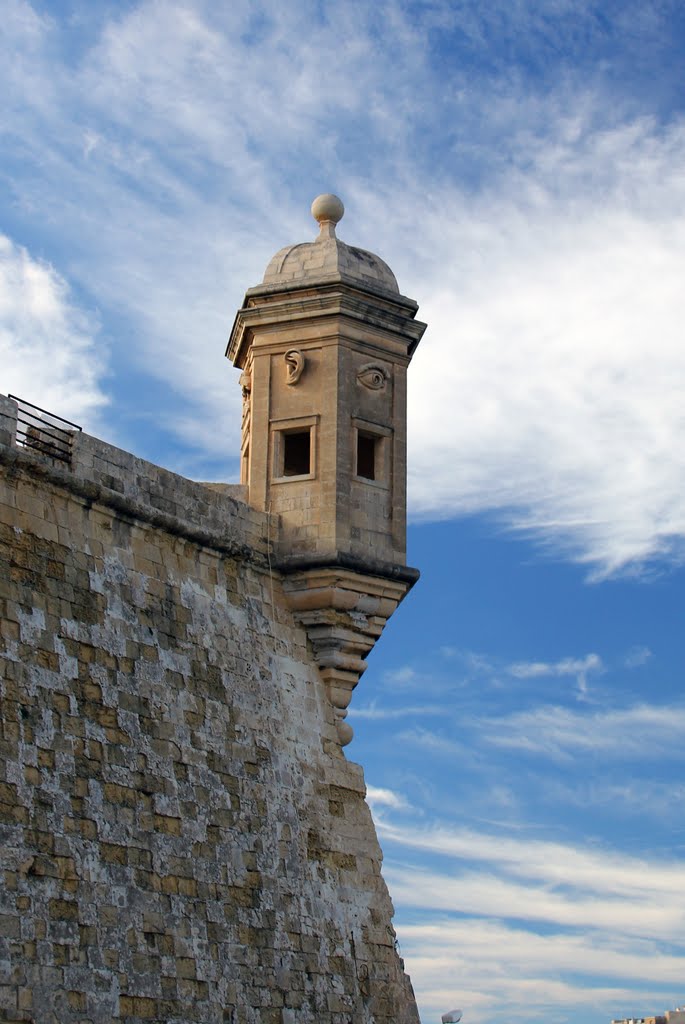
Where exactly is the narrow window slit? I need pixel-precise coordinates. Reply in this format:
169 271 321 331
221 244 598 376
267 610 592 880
356 433 377 480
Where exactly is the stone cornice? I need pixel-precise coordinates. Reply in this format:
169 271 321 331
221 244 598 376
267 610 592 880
227 282 426 367
275 551 420 588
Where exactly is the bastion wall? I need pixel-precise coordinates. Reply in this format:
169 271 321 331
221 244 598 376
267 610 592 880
0 395 419 1024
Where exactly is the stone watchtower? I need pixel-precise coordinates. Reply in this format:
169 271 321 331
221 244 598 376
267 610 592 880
227 195 426 745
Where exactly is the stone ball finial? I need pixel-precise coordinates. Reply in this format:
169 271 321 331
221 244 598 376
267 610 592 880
311 193 344 226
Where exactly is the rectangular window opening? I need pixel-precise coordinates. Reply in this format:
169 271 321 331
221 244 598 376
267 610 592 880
356 432 378 481
282 430 311 477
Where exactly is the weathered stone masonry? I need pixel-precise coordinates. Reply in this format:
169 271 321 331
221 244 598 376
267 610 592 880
0 394 419 1023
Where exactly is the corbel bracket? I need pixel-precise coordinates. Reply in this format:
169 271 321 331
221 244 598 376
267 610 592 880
281 566 413 746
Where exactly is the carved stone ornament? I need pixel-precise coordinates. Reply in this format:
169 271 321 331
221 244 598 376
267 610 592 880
357 363 388 391
285 349 305 385
239 369 252 399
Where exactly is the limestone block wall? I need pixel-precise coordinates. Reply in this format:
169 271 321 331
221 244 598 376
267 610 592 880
0 396 419 1024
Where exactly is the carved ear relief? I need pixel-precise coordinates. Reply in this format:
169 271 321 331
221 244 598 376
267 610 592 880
357 363 388 391
285 349 305 385
239 369 252 397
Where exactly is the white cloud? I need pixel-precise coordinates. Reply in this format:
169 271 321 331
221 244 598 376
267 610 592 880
482 702 685 760
382 665 420 687
400 918 681 1024
386 862 684 940
377 820 685 1024
0 234 107 427
506 654 602 680
378 820 685 905
349 701 442 720
405 114 685 576
366 785 409 810
506 652 603 697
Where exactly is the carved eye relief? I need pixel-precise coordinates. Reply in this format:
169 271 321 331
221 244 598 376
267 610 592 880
285 349 305 385
357 363 388 391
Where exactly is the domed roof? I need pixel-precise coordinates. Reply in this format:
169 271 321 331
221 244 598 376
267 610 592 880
261 194 399 296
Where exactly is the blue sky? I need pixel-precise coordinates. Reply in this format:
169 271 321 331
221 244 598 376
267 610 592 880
2 2 685 1022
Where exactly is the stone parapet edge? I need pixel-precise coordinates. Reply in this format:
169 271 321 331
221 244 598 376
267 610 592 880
0 440 269 564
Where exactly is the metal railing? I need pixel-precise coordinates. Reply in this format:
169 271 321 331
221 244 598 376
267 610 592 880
9 395 82 466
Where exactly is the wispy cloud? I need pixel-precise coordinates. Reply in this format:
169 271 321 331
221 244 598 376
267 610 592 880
507 652 603 697
385 861 685 939
378 819 685 1022
623 645 652 669
382 665 420 687
506 654 602 680
394 727 471 760
406 113 685 576
378 820 685 904
349 701 442 720
539 776 685 822
400 918 682 1024
482 702 685 760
